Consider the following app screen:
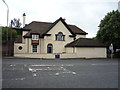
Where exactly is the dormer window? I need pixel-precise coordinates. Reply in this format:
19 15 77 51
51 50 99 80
55 32 65 41
32 34 39 40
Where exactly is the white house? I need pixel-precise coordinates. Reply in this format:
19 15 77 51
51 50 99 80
14 17 107 59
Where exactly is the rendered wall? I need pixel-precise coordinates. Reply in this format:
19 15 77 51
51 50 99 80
22 31 29 43
65 47 75 53
76 34 86 39
14 53 77 59
75 47 107 58
44 20 74 54
14 43 27 54
14 54 55 59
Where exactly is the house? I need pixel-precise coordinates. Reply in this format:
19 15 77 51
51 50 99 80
14 17 107 59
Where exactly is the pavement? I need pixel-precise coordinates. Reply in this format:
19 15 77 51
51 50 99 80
2 58 119 88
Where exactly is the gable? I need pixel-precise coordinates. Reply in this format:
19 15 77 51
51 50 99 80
46 20 73 35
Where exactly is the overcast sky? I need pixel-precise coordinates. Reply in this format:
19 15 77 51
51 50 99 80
0 0 119 37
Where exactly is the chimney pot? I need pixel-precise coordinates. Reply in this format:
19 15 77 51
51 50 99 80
23 13 26 16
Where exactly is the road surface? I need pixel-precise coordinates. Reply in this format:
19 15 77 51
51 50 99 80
2 58 118 88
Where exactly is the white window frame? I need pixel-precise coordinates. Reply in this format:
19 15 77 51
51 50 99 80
55 32 65 41
32 34 39 40
32 44 37 53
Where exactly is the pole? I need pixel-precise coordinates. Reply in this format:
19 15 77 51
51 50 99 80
2 0 9 56
10 20 13 56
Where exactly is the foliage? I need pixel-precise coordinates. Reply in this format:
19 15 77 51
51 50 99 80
96 10 120 46
113 51 120 58
92 37 97 40
2 27 17 44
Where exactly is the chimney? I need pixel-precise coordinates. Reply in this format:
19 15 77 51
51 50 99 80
23 13 26 27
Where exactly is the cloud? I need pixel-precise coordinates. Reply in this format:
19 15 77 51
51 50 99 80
0 0 119 37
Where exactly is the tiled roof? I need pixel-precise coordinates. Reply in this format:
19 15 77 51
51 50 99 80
23 21 52 37
65 38 107 47
23 17 87 38
68 25 88 35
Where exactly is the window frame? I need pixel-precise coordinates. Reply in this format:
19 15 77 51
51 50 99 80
32 44 37 53
32 34 39 40
55 32 65 41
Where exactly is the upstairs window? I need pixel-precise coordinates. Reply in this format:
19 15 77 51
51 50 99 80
32 34 39 40
55 32 65 41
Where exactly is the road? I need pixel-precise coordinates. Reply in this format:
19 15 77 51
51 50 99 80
2 58 118 88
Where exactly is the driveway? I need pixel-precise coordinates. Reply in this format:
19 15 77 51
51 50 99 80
2 58 118 88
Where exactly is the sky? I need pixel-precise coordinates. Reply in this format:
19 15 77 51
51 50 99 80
0 0 119 38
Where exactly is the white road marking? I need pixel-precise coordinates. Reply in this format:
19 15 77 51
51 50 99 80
91 63 118 66
28 64 76 76
12 78 25 80
33 73 37 77
30 64 73 67
72 72 76 75
28 68 37 72
91 64 96 65
10 64 16 66
55 73 59 75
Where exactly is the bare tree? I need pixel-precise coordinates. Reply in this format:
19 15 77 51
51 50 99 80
10 18 22 28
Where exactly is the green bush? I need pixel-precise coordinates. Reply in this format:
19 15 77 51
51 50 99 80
2 27 17 44
113 51 120 58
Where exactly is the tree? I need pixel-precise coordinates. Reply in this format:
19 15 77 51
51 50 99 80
96 10 120 48
2 27 17 44
10 18 22 28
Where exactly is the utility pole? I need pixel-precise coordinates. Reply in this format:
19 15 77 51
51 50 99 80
118 1 120 12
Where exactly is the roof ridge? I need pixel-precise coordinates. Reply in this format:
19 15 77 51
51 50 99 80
68 24 76 26
23 21 53 29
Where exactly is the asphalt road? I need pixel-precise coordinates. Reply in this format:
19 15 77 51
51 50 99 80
2 58 119 88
